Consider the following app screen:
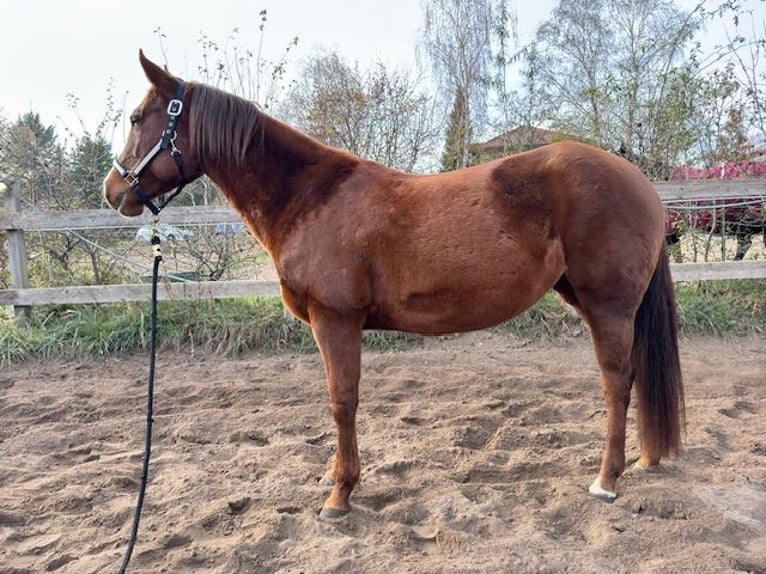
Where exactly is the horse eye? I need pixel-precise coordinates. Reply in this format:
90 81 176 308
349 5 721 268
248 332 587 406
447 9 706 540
129 113 141 126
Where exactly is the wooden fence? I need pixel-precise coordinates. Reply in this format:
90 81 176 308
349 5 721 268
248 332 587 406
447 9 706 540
2 180 765 315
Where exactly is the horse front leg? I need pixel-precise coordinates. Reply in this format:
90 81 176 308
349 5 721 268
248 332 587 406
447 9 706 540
309 307 364 518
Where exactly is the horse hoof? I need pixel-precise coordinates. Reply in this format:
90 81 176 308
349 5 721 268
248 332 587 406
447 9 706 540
589 479 617 503
634 460 661 473
319 506 349 519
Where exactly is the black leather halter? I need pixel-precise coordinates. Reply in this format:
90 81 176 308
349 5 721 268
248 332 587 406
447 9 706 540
112 82 188 215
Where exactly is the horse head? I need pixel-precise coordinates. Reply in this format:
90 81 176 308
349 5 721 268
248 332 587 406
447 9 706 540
103 51 201 217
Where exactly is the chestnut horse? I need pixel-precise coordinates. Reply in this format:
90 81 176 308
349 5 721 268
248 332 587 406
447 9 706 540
104 52 684 518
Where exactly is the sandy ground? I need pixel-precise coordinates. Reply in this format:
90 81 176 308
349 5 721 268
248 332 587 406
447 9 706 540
0 332 764 574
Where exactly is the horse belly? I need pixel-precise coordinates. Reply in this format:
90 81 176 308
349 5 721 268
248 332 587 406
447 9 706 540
392 286 534 334
370 242 565 335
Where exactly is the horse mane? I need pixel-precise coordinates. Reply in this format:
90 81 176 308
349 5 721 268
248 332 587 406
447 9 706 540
187 83 263 165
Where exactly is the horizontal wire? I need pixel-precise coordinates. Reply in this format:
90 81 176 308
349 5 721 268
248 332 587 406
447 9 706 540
663 198 765 211
18 197 194 283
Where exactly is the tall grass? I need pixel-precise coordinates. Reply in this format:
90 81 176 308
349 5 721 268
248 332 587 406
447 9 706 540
675 279 765 336
1 280 763 367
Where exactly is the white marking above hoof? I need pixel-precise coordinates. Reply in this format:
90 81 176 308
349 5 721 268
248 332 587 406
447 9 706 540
589 479 617 502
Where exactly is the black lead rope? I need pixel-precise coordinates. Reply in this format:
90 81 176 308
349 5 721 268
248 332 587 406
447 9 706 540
112 81 186 573
118 232 163 574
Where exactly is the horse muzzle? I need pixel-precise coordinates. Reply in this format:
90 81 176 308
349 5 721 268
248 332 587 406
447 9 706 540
103 170 143 217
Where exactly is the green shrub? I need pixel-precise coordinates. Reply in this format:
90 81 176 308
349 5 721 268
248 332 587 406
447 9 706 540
676 280 765 336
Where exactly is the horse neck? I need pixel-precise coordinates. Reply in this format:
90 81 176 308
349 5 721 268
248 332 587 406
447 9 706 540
202 112 358 252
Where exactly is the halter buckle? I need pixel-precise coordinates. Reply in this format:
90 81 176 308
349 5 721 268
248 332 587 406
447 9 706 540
167 99 183 117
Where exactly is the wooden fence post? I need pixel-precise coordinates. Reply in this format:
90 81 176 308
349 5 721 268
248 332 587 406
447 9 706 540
2 182 31 322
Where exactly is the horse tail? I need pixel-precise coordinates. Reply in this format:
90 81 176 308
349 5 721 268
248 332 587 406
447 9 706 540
631 245 685 459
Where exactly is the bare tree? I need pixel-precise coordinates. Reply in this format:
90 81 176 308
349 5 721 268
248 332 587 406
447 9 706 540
489 0 519 146
281 51 438 172
495 42 554 153
419 0 495 169
689 2 766 164
155 11 298 110
532 0 702 177
533 0 612 144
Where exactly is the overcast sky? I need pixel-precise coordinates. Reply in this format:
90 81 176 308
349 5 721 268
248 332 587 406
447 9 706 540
1 0 762 146
0 0 558 143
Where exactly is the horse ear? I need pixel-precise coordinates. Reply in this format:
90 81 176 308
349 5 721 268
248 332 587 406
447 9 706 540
139 49 177 95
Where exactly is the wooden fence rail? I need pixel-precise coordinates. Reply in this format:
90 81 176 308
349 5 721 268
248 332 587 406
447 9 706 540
2 180 765 314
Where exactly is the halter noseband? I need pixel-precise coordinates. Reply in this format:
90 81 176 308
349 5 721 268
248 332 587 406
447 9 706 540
112 82 188 215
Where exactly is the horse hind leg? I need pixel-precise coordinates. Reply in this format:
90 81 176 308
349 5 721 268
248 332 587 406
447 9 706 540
555 274 633 501
583 248 684 499
587 314 635 502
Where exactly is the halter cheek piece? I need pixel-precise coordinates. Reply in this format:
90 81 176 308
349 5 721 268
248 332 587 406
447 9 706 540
112 82 188 215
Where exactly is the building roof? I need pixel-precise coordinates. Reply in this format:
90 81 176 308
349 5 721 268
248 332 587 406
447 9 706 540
472 126 572 154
